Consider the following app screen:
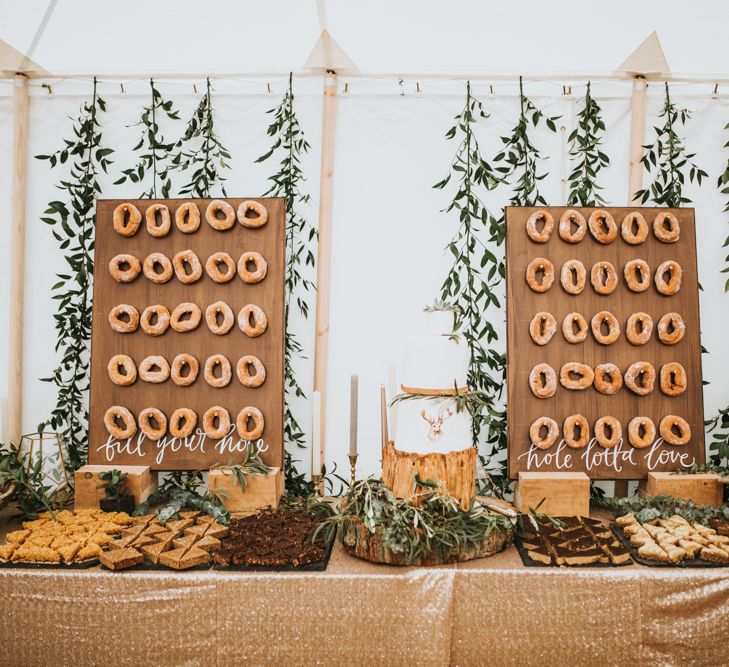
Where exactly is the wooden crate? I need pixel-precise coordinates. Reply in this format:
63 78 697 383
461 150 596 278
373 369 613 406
639 471 724 505
515 471 590 517
208 467 283 511
74 464 158 509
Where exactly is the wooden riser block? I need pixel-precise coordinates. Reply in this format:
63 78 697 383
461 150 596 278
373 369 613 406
208 467 283 512
638 472 724 506
74 465 157 509
515 472 590 517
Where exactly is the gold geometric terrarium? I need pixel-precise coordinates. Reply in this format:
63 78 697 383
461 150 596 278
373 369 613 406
17 431 73 506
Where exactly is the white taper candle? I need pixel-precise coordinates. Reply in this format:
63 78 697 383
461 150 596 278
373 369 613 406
312 390 322 477
349 375 358 456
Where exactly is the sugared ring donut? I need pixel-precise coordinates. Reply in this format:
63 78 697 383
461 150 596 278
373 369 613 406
203 406 232 440
660 362 687 397
140 305 170 336
626 312 653 346
658 312 686 345
623 259 650 293
171 353 199 387
205 200 235 230
169 408 198 439
139 355 171 384
205 301 235 335
654 260 682 296
560 259 586 295
109 254 141 283
104 406 136 440
525 210 554 243
113 203 142 237
525 257 554 293
172 249 203 284
238 252 268 284
591 311 620 345
238 304 268 338
529 417 559 450
559 209 587 243
138 407 167 441
108 354 137 386
205 252 236 283
591 261 618 295
624 361 656 396
108 304 140 333
562 312 588 344
204 354 232 388
628 417 656 449
528 363 557 399
563 414 590 449
653 212 680 243
237 355 267 388
659 415 691 445
236 407 265 440
529 312 557 346
143 252 173 283
621 212 649 244
170 302 201 333
559 362 594 390
175 202 201 233
593 363 623 395
594 416 622 449
237 200 269 228
588 209 618 244
145 203 171 237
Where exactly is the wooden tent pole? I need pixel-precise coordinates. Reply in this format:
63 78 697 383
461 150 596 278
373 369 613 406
627 77 648 203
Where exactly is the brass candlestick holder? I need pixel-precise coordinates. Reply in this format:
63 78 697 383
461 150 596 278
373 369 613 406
311 473 323 497
348 453 358 487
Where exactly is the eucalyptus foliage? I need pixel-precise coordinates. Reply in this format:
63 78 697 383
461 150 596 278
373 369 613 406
210 449 272 492
717 121 729 292
706 408 729 469
0 443 57 519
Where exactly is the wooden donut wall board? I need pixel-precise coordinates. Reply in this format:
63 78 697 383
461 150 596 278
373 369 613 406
505 206 705 480
88 198 284 470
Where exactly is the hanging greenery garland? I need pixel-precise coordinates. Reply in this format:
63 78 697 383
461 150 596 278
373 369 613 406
717 123 729 292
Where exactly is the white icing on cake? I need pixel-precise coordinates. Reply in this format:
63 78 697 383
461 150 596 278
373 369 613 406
394 396 472 454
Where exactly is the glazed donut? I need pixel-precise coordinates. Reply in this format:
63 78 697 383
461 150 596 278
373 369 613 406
143 252 174 283
653 212 680 243
560 260 586 294
654 260 682 296
170 353 199 387
205 252 236 283
238 252 268 284
104 406 136 440
528 363 557 399
107 354 137 387
624 361 656 396
525 257 554 293
660 362 687 397
559 362 594 390
562 312 588 344
113 203 142 237
170 302 202 333
108 304 140 333
657 312 686 345
172 249 203 284
659 415 691 445
175 202 201 233
237 200 269 228
138 407 167 441
236 407 265 441
203 406 232 440
594 416 622 449
623 261 649 294
238 304 268 338
628 417 656 449
563 414 590 449
525 210 554 243
139 355 170 384
559 209 587 243
593 363 623 395
626 312 653 346
204 354 232 388
529 417 559 450
588 209 618 244
621 212 649 245
140 305 170 336
145 204 171 237
591 311 620 345
205 301 235 335
109 254 141 283
169 408 198 439
237 355 267 388
591 261 618 295
205 200 235 230
529 312 557 346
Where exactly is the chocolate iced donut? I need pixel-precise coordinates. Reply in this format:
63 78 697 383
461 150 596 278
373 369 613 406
204 354 232 388
109 254 141 283
104 406 137 440
657 313 686 345
170 302 201 333
143 252 173 284
238 251 268 284
525 210 554 243
139 355 170 383
595 416 622 449
145 203 171 237
203 406 231 440
238 304 268 338
591 261 618 295
525 257 554 293
559 209 587 243
621 212 648 245
529 312 557 346
659 415 691 445
624 361 656 396
653 212 680 243
108 304 139 333
559 362 594 390
140 305 170 336
236 407 265 441
175 202 201 233
588 209 618 244
563 414 589 449
237 200 269 228
655 260 682 296
113 203 142 237
237 355 267 388
529 417 559 450
529 363 557 399
170 408 198 438
205 200 235 230
593 363 623 395
138 407 167 441
626 312 653 346
170 353 199 387
560 259 586 295
205 301 234 335
108 354 137 387
172 249 203 284
591 311 620 345
562 312 588 344
660 362 687 396
628 417 656 449
205 252 236 283
623 259 650 293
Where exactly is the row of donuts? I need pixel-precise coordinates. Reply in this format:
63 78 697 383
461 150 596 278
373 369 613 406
526 257 681 296
526 209 680 245
113 200 268 237
530 311 685 346
104 405 264 442
109 250 267 285
108 353 266 389
529 414 691 450
529 361 686 398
